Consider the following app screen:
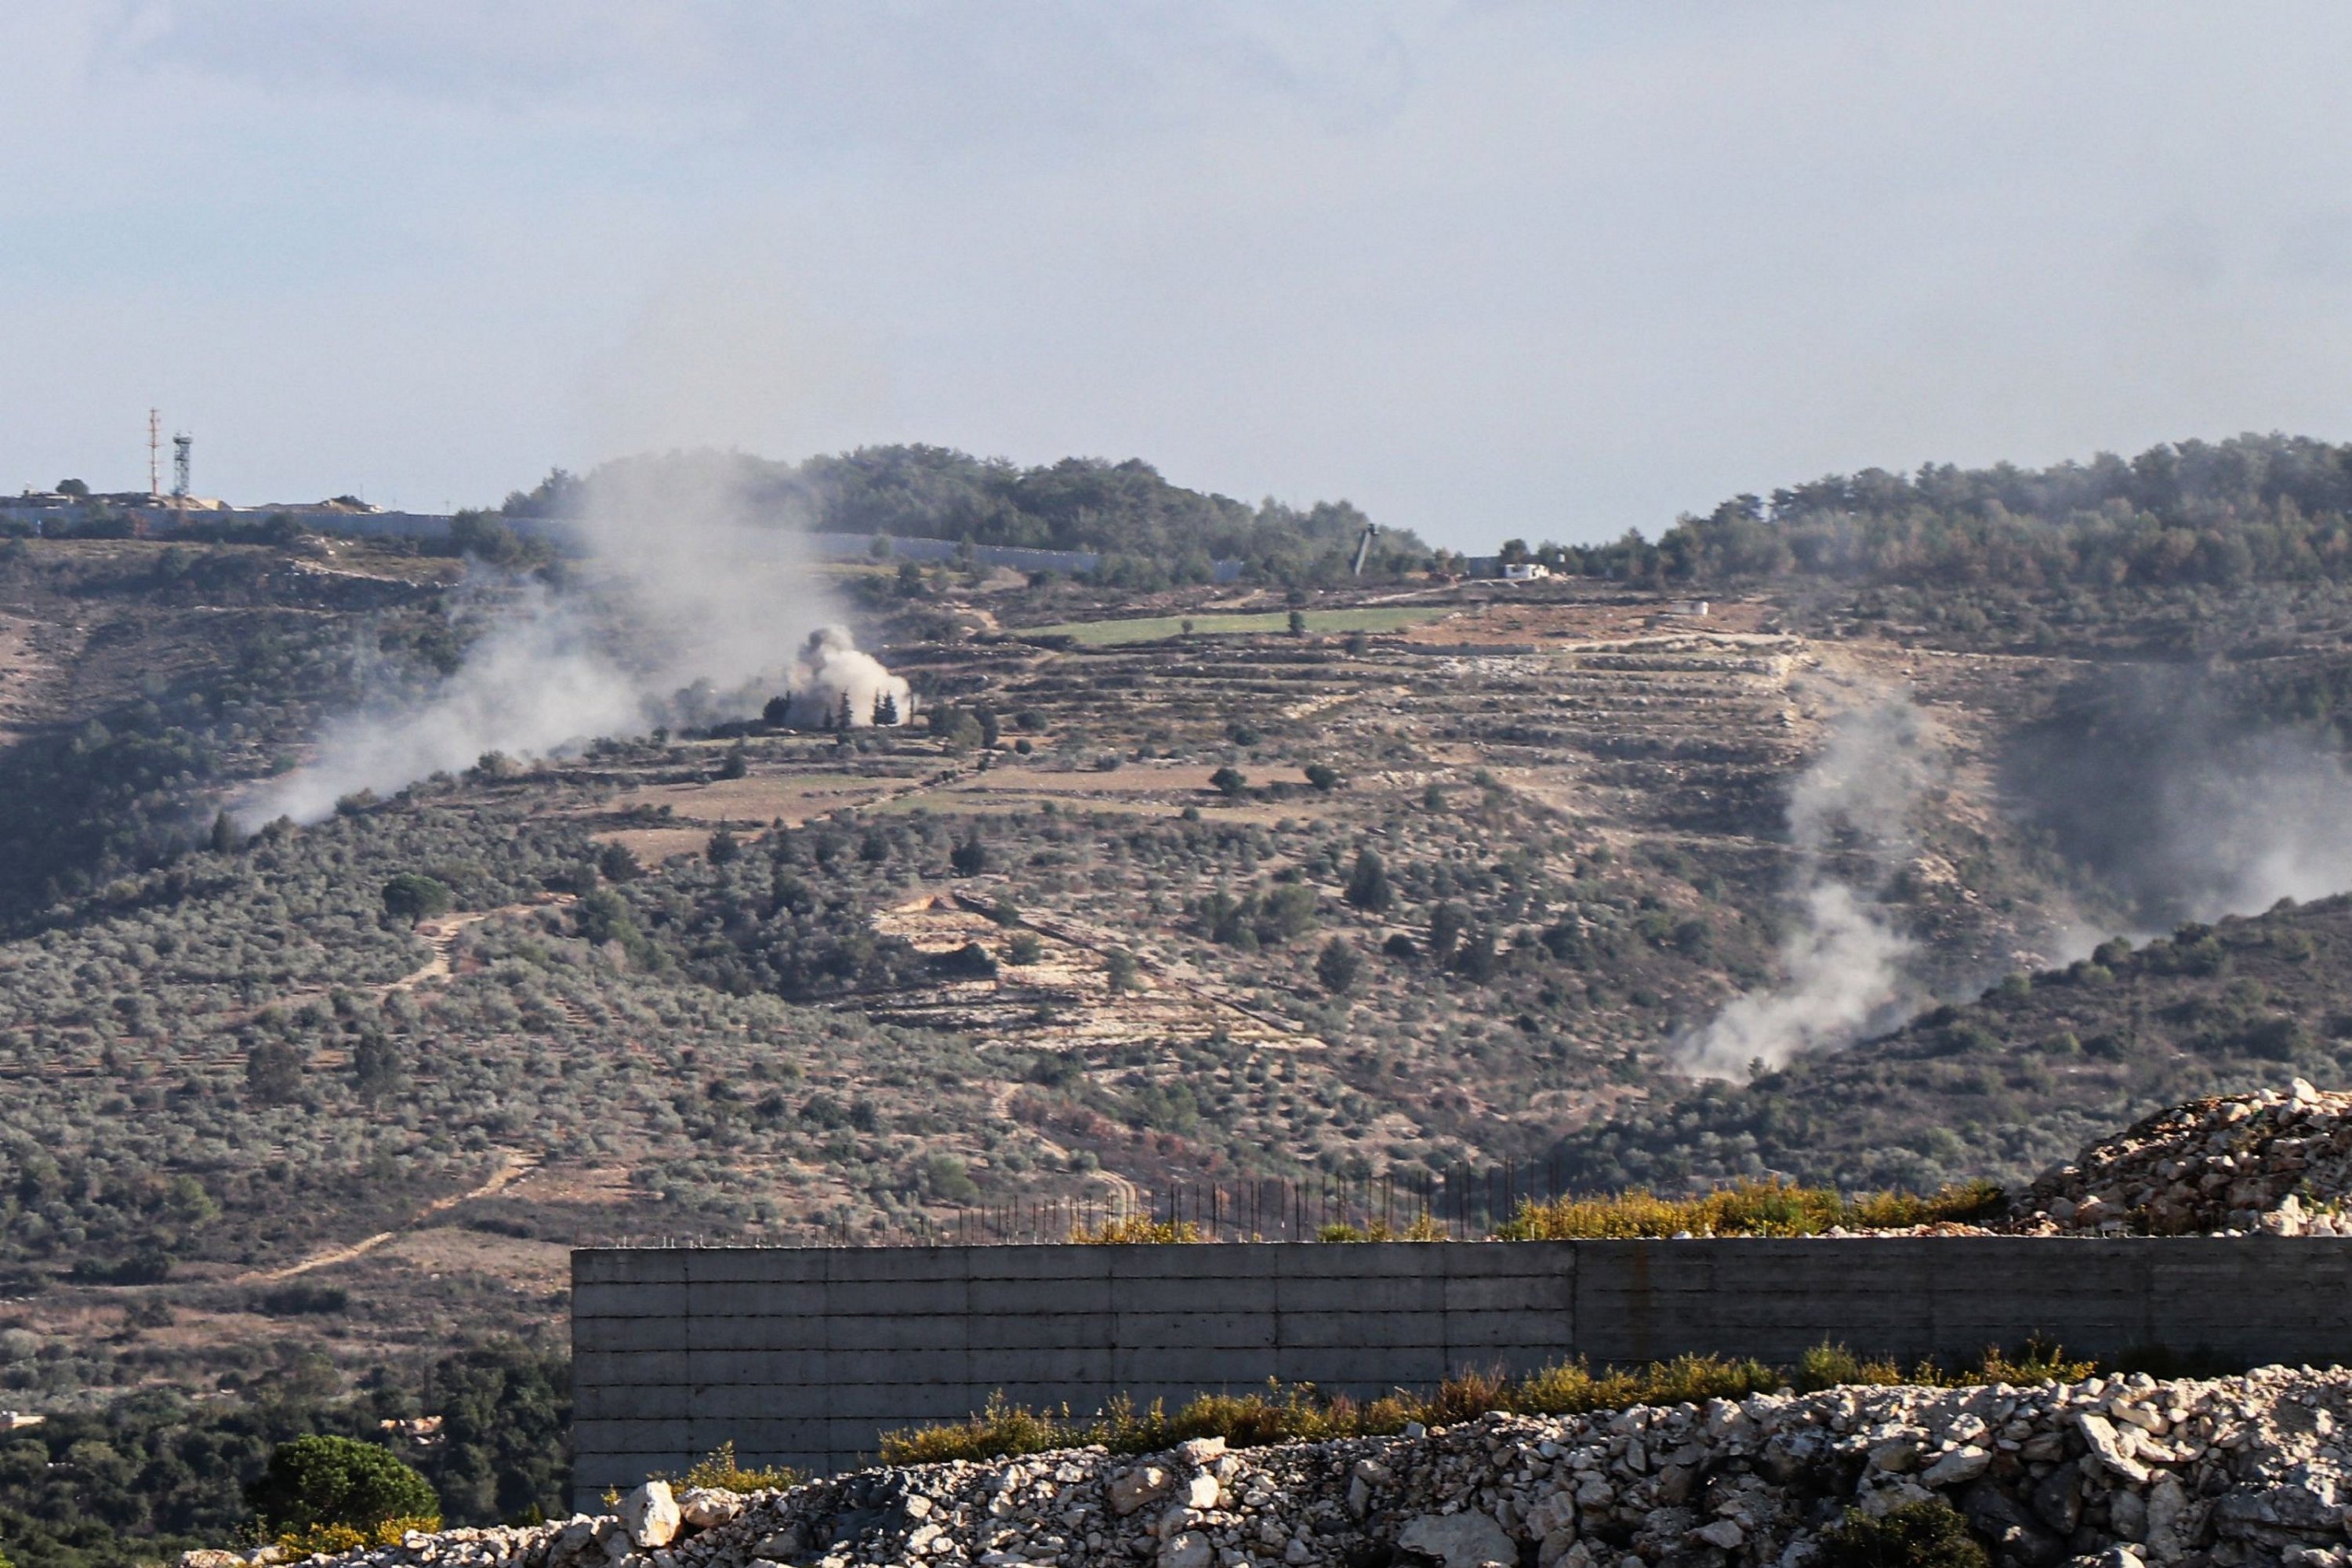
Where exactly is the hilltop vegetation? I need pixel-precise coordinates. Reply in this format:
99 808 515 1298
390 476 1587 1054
500 445 1433 586
1567 431 2352 593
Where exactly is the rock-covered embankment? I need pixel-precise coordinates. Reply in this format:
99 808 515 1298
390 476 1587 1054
2008 1081 2352 1237
231 1367 2352 1568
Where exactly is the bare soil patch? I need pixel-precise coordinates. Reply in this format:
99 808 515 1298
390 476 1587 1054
610 772 903 825
592 826 720 863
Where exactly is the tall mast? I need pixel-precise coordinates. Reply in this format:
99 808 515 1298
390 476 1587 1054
148 409 161 499
172 432 191 531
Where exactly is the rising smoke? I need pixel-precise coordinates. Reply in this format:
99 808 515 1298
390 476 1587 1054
2005 664 2352 930
1675 692 1941 1080
780 626 913 728
1680 661 2352 1081
240 452 904 825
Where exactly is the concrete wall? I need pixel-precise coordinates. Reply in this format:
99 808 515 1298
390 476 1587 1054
571 1239 2352 1504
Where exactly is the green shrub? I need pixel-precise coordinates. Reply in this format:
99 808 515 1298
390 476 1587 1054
381 873 453 923
273 1517 445 1558
1494 1178 2003 1240
1797 1341 1904 1390
663 1441 801 1493
247 1435 441 1537
1069 1216 1203 1244
1315 938 1360 994
880 1338 2098 1467
1316 1215 1445 1242
1813 1500 1988 1568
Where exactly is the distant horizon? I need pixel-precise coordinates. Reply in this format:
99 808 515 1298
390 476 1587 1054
20 424 2352 556
12 5 2352 549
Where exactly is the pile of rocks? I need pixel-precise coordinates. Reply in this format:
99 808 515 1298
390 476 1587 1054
220 1365 2352 1568
2007 1081 2352 1237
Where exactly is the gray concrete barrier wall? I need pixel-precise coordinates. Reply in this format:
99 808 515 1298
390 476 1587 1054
570 1239 2352 1504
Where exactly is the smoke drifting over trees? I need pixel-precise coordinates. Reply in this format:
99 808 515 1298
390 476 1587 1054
2006 664 2352 931
1677 695 1940 1079
1683 656 2352 1082
242 459 882 823
500 444 1428 586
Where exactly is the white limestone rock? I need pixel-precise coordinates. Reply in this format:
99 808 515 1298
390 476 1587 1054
621 1483 683 1550
1396 1511 1516 1568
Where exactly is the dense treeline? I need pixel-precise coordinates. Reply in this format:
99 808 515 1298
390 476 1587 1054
1538 434 2352 590
499 446 1429 586
0 1341 567 1568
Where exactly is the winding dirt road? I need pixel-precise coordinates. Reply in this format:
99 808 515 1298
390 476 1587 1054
238 1151 536 1283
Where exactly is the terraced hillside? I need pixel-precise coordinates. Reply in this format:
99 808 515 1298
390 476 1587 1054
5 528 2352 1440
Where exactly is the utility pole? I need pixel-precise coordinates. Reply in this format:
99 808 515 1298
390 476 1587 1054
172 432 191 532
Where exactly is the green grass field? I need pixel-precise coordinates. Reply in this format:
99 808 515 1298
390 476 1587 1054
1025 606 1448 647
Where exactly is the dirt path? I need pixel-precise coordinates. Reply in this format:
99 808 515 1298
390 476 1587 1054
239 1152 536 1283
388 911 492 991
1090 1164 1145 1217
983 1081 1148 1221
390 895 576 992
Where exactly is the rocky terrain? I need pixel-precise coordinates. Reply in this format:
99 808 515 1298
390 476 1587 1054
219 1366 2352 1568
2008 1082 2352 1238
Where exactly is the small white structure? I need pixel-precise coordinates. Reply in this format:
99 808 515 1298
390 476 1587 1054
0 1411 43 1431
1502 561 1551 582
1664 599 1710 617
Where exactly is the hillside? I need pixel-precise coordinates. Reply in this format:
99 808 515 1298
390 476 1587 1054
9 437 2352 1561
0 539 459 924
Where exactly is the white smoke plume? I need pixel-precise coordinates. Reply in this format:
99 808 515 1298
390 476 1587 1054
2006 671 2352 932
1675 692 1940 1080
239 452 898 824
781 625 912 728
2155 735 2352 916
246 585 641 825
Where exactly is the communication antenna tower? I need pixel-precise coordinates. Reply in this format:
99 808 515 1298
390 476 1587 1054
147 409 162 499
172 432 192 529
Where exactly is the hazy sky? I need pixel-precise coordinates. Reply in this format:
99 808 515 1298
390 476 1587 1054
6 3 2352 549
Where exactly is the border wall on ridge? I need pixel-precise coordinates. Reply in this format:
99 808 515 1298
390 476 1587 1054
570 1238 2352 1505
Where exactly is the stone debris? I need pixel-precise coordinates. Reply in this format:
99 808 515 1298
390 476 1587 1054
622 1481 683 1549
2008 1083 2352 1236
198 1365 2352 1568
